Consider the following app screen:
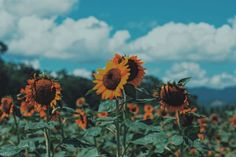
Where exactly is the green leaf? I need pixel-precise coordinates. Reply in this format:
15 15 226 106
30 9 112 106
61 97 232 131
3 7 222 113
98 100 116 112
0 145 28 157
77 148 98 157
84 127 102 137
169 135 183 146
86 88 95 96
132 132 167 145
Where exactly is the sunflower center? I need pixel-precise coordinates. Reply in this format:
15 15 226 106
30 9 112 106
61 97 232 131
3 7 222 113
127 59 139 81
162 86 186 107
34 79 56 105
103 68 121 90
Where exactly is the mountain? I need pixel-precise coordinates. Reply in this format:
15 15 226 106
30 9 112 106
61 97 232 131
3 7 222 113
189 86 236 107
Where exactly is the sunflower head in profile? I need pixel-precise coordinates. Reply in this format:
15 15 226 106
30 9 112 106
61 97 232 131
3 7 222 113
74 109 87 129
143 112 154 120
97 112 108 118
22 74 61 108
158 83 189 112
113 54 145 87
144 104 154 113
93 60 130 100
0 97 14 119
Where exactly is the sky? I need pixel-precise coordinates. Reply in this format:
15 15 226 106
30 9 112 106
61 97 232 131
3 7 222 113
1 0 236 89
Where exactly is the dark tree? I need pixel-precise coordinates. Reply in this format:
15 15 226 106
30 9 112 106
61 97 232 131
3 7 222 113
0 41 8 54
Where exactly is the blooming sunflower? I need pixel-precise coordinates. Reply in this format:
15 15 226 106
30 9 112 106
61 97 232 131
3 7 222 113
210 113 219 124
74 109 87 129
127 103 139 115
22 75 61 109
93 60 130 100
113 54 145 86
97 112 108 118
20 102 35 117
76 97 86 107
229 116 236 128
144 104 154 113
159 83 189 112
0 97 14 119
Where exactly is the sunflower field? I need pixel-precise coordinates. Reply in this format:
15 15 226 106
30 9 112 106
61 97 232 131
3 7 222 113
0 53 235 157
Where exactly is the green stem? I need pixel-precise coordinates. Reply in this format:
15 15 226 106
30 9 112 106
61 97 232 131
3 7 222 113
115 99 121 157
44 107 51 157
58 113 65 140
13 110 20 145
122 90 128 156
176 111 184 157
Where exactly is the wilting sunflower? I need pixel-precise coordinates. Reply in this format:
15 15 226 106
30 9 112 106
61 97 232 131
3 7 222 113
113 54 145 86
0 97 14 119
74 109 87 129
20 102 35 117
93 60 130 100
76 97 86 107
144 104 154 113
21 75 61 109
97 112 108 118
158 83 189 112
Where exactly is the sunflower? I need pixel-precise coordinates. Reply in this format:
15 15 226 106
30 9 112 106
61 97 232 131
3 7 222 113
229 116 236 128
143 112 154 120
93 60 130 100
127 103 139 115
0 97 14 119
210 113 219 124
76 97 86 107
97 112 108 118
197 133 205 140
144 104 154 113
74 109 87 129
20 102 35 117
159 83 189 112
113 54 145 86
22 75 61 109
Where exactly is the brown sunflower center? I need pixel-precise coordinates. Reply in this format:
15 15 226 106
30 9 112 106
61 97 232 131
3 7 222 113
103 68 121 90
33 79 56 105
127 59 139 81
161 85 186 107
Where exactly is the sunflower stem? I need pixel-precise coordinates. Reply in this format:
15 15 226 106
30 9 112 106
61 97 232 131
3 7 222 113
176 111 184 157
44 107 51 157
115 99 121 157
13 110 20 145
122 90 128 157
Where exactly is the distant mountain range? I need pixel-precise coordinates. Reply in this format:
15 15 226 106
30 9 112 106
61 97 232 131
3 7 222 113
189 86 236 107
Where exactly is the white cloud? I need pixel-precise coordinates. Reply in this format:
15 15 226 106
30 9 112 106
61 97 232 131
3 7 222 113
128 20 236 62
163 62 236 89
1 0 236 63
73 68 91 79
22 59 40 69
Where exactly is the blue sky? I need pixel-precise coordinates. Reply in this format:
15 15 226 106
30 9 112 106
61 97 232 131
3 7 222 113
1 0 236 88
